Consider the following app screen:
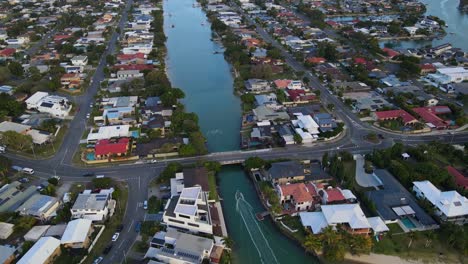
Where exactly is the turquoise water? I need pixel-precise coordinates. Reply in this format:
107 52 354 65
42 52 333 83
163 0 318 263
380 0 468 51
401 218 416 229
86 152 95 160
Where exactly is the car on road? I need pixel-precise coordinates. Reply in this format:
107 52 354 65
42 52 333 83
83 172 95 177
378 134 384 139
86 113 90 119
22 168 35 175
111 232 120 242
103 244 113 255
135 221 142 233
18 178 29 183
149 159 157 163
93 256 103 264
90 103 94 108
143 200 148 210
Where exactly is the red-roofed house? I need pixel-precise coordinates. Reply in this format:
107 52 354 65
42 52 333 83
413 106 452 129
420 63 436 75
447 166 468 189
373 110 418 126
241 38 261 49
0 48 16 58
306 57 326 64
381 47 400 59
286 89 316 103
274 79 292 89
276 183 320 211
117 53 146 64
53 34 72 44
326 20 340 29
94 138 130 160
354 57 367 65
320 188 346 204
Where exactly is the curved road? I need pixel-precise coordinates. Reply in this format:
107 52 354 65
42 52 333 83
2 0 468 263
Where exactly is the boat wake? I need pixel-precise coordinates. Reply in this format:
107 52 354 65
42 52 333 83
235 191 279 264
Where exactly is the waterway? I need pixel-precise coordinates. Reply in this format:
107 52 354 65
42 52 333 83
380 0 468 51
163 0 318 263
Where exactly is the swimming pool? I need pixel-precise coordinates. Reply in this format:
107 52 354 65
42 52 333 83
86 152 96 161
401 218 416 229
131 130 140 138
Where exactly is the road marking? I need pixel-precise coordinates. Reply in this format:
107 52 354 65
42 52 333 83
127 219 134 233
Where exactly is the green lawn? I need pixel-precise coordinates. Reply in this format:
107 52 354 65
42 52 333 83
207 171 219 201
372 224 463 263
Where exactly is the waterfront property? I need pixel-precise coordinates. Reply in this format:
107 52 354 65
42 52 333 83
413 180 468 224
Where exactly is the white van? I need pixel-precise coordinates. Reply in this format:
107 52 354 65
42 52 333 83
0 145 6 153
95 175 105 178
22 168 35 175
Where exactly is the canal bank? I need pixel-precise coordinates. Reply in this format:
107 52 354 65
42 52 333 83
380 0 468 51
163 0 318 263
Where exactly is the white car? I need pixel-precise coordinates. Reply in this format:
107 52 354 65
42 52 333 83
150 159 157 163
90 103 94 108
86 113 91 119
112 232 120 242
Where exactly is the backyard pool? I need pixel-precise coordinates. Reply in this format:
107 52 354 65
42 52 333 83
86 152 96 161
401 218 416 229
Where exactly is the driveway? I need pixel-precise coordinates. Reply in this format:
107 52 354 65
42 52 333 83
354 154 382 188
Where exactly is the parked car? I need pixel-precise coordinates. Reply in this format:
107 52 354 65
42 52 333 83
103 244 113 255
0 145 6 153
22 168 35 175
93 256 103 264
111 232 120 242
83 172 95 177
11 166 23 172
143 200 148 210
18 178 29 183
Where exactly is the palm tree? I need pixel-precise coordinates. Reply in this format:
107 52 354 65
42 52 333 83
221 236 234 250
304 234 322 253
321 226 340 246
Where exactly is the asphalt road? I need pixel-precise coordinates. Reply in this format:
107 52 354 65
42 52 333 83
2 1 468 263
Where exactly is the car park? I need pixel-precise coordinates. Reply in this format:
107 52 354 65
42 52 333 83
111 232 120 241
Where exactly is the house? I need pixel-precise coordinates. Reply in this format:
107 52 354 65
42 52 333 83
0 48 15 59
0 182 36 213
86 125 131 143
313 113 337 132
245 79 271 93
299 204 373 235
71 190 114 222
320 187 348 204
70 55 88 66
446 166 468 190
413 181 468 224
0 85 14 95
94 138 130 160
420 63 436 74
413 106 451 129
373 110 418 126
0 222 14 239
60 73 82 89
116 70 144 80
366 170 438 229
162 187 213 235
16 194 60 220
292 114 320 135
366 216 390 235
25 91 72 118
276 182 319 211
0 245 16 264
24 226 50 242
61 219 93 248
17 237 61 264
381 47 400 59
144 229 214 264
135 138 183 158
252 105 290 122
267 161 305 185
428 67 468 84
170 168 210 197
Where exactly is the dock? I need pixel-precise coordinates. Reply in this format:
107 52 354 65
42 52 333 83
255 211 270 221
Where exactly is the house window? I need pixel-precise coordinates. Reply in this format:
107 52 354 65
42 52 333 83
168 218 185 224
188 223 199 228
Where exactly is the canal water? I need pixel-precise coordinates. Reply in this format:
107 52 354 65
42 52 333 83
380 0 468 51
163 0 318 263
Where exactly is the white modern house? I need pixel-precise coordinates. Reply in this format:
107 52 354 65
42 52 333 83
144 228 214 264
71 190 114 222
428 67 468 84
86 125 131 143
25 91 72 118
71 55 88 66
116 70 144 80
413 180 468 224
162 187 212 235
299 204 385 235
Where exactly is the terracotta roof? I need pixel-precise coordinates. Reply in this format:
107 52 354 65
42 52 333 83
274 79 291 89
413 106 451 129
325 188 346 203
117 53 145 61
447 166 468 189
0 48 16 57
382 47 400 58
279 183 315 203
375 110 417 124
95 138 129 156
307 57 326 64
